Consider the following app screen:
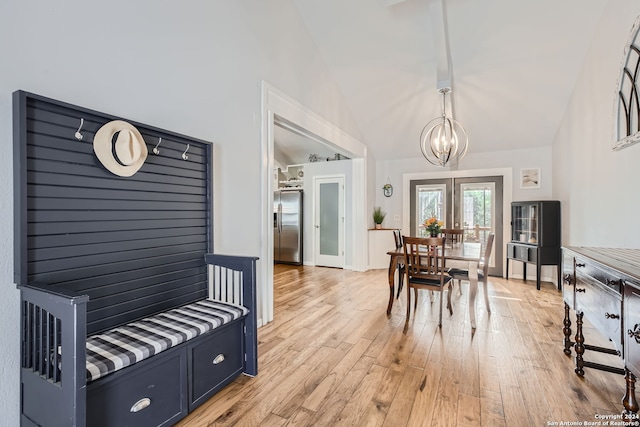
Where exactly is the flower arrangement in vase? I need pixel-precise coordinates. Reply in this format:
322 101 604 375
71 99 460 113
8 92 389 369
423 216 444 237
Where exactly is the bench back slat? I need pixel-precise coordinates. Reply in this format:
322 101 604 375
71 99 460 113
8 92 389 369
14 91 213 335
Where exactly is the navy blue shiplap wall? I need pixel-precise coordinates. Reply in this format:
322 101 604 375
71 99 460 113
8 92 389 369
14 91 213 335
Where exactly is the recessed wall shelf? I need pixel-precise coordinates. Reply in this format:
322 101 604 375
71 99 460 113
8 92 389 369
277 164 304 188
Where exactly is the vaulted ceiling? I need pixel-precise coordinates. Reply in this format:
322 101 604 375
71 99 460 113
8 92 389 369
284 0 608 163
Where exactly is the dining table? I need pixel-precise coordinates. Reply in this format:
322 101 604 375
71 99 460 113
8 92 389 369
386 241 484 329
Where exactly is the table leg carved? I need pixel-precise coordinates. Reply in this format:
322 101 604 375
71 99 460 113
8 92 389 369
562 247 640 418
623 368 640 419
567 310 636 417
574 311 585 376
563 302 572 356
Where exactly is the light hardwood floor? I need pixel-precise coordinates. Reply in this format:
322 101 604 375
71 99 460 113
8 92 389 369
177 264 628 426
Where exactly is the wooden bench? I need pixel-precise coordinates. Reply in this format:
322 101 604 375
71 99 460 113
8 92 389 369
13 91 258 427
19 254 257 427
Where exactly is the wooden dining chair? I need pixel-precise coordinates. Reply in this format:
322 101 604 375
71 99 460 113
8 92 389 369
441 228 464 247
393 229 405 299
402 236 453 330
448 232 495 313
442 229 464 295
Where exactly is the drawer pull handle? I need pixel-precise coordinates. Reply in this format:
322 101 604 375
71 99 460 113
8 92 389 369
605 312 620 320
576 288 585 293
576 263 585 268
213 354 225 365
606 278 621 287
563 274 572 284
130 397 151 413
628 325 640 344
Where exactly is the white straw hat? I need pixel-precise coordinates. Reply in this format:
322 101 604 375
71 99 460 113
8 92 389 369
93 120 148 177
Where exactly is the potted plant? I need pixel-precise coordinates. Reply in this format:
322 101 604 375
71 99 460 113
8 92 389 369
373 206 386 229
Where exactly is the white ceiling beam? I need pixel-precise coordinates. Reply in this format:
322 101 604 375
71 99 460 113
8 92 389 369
428 0 453 91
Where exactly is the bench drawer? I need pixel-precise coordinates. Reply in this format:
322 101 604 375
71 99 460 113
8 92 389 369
189 321 244 408
87 348 188 427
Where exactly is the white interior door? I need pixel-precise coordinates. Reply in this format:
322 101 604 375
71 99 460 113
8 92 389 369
314 176 345 268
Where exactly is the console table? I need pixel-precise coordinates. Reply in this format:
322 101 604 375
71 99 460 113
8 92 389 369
562 247 640 417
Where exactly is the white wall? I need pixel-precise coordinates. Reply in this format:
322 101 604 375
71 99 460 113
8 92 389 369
374 147 554 280
554 0 640 248
0 1 363 423
375 147 553 231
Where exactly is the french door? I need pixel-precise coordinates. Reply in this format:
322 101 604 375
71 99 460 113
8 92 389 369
409 176 503 276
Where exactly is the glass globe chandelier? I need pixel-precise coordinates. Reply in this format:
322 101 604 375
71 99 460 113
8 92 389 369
419 87 468 167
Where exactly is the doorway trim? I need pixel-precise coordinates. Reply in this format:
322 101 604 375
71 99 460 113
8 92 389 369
261 82 368 326
402 167 513 277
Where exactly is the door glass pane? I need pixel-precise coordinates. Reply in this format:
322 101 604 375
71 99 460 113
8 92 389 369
416 184 446 237
319 182 339 256
460 182 495 245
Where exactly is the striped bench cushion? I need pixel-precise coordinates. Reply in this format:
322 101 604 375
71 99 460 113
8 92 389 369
85 299 248 383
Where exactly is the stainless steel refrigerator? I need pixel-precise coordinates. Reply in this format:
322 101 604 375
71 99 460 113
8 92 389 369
274 189 303 264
